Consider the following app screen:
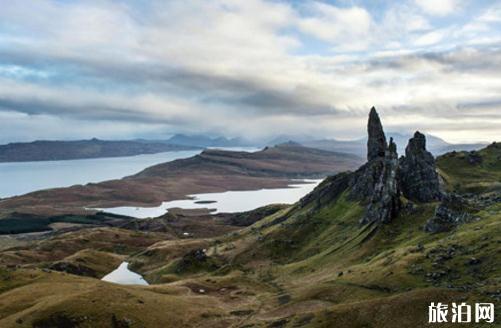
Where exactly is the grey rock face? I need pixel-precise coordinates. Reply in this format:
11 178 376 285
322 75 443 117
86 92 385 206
367 107 387 161
424 194 472 233
399 131 442 202
361 138 401 224
349 159 385 200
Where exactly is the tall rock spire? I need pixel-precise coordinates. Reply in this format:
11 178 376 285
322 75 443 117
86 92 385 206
350 107 401 224
367 107 387 161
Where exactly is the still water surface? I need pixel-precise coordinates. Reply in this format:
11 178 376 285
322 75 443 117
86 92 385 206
0 147 261 199
98 180 322 218
101 261 149 285
0 150 200 198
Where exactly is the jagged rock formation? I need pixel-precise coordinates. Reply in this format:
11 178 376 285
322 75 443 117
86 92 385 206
361 138 401 224
399 131 442 202
347 108 442 225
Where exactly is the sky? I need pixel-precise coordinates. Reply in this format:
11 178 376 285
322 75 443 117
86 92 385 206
0 0 500 144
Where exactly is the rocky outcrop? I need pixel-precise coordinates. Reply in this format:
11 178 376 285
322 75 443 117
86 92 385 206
424 194 473 233
399 131 442 202
466 151 482 165
347 108 443 225
300 172 353 210
49 261 98 278
361 138 401 224
175 249 208 273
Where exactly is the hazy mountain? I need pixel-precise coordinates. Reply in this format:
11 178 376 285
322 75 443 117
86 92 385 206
265 134 317 146
166 134 253 148
0 138 198 163
301 132 487 157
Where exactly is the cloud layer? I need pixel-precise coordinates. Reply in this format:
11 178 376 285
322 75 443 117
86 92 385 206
0 0 500 143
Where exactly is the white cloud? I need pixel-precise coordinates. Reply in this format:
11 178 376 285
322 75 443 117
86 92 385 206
415 0 461 16
298 2 372 51
413 29 449 46
479 4 501 23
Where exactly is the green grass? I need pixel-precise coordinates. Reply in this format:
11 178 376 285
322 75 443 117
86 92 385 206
437 142 501 193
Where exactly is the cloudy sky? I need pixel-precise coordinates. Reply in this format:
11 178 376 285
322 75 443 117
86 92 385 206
0 0 500 144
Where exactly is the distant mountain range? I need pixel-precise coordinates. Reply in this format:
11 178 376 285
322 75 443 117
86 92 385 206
0 139 199 163
300 132 487 157
0 134 256 163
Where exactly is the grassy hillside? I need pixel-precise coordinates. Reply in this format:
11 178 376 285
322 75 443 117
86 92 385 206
437 142 501 193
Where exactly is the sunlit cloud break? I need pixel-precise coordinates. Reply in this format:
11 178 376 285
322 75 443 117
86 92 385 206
0 0 500 143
